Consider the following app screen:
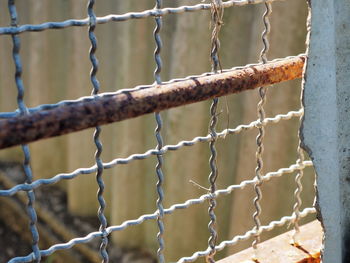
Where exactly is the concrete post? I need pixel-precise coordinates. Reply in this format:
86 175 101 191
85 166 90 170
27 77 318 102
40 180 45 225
301 0 350 262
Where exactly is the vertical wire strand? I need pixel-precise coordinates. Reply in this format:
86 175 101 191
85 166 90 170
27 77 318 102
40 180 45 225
88 1 109 262
252 1 272 259
291 144 305 244
8 1 41 262
207 98 219 263
210 0 224 73
154 1 165 262
292 3 311 245
206 1 224 262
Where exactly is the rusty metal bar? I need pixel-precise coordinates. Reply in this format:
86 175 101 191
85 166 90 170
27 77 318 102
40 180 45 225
0 55 304 149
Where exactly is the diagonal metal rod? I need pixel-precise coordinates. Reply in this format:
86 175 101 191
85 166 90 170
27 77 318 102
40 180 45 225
0 55 304 149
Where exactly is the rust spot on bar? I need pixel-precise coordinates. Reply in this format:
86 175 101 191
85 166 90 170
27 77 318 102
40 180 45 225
295 252 320 263
294 245 321 263
0 55 305 149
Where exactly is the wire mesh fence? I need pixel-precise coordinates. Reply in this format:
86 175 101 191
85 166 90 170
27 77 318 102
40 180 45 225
0 0 316 262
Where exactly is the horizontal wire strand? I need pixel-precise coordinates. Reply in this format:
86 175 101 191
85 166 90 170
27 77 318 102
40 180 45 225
176 207 316 263
0 110 303 196
0 0 286 35
8 204 315 263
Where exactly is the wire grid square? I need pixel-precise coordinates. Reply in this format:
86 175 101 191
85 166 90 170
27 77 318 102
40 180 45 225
0 1 315 262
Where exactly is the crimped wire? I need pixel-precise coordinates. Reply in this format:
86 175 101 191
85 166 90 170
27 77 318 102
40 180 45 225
153 1 165 261
155 113 166 263
8 161 313 263
292 5 311 244
206 1 224 261
1 2 312 262
87 1 109 261
210 0 224 72
207 98 219 263
8 1 41 262
259 2 272 64
177 207 316 263
292 144 305 244
0 0 286 35
0 110 303 196
252 1 272 257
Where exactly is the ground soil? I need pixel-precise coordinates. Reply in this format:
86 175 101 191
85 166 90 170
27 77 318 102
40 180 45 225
0 218 32 262
0 163 155 263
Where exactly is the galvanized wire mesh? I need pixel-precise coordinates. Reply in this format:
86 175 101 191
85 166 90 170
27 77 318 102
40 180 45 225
0 1 315 263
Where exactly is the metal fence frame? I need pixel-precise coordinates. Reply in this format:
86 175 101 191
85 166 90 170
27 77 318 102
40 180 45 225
0 1 319 262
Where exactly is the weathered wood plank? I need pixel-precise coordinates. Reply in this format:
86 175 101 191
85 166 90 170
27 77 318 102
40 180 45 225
218 221 321 263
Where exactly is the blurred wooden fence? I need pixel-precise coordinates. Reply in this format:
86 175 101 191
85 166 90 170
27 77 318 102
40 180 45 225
0 0 313 261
